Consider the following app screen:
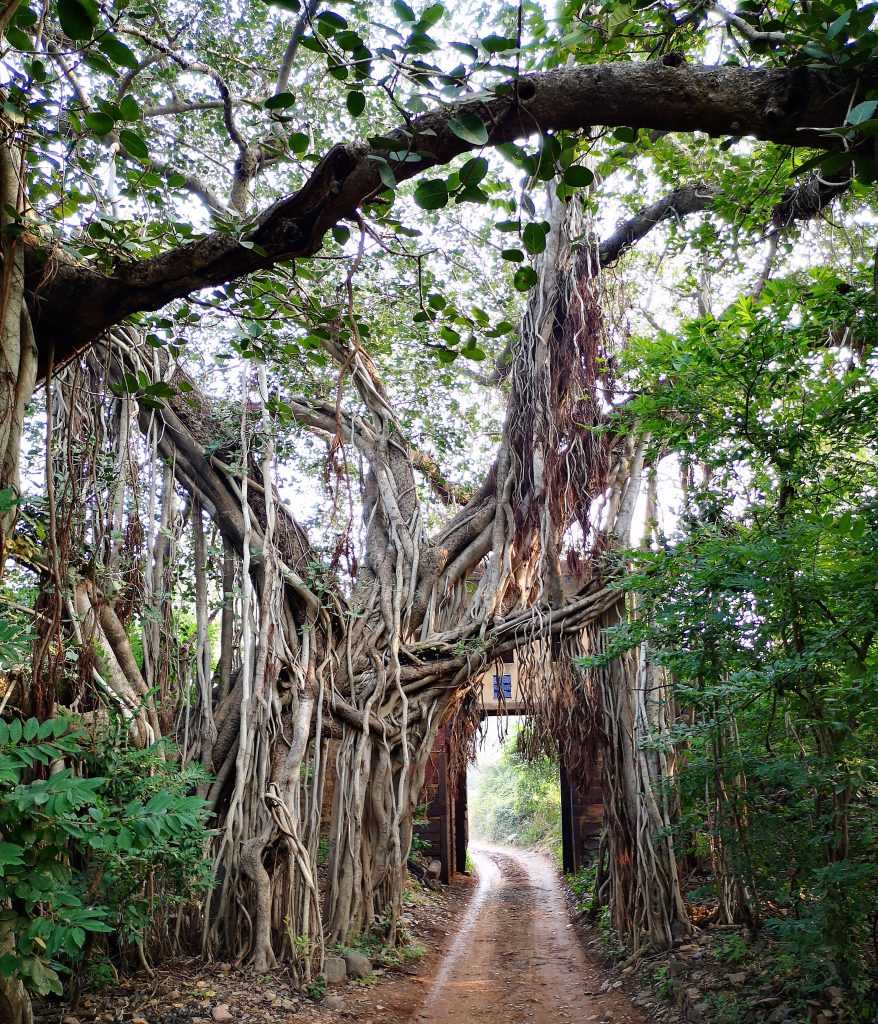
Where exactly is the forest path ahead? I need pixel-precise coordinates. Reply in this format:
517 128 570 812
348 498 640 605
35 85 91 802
413 844 650 1024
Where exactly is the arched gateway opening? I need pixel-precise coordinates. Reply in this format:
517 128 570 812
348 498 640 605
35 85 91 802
414 654 604 883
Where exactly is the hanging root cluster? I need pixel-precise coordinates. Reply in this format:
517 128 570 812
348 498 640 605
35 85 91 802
8 183 691 982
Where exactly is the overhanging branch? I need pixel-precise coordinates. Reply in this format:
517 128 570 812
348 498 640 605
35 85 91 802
29 60 863 371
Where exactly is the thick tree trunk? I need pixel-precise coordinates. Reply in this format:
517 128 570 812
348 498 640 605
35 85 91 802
0 131 37 551
0 976 32 1024
590 606 691 951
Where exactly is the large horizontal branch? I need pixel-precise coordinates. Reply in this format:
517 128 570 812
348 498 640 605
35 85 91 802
29 60 862 372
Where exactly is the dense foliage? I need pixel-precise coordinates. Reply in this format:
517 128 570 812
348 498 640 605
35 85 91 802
0 719 211 996
0 0 877 1018
604 266 878 1011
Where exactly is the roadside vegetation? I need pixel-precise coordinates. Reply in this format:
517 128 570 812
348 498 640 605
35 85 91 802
469 729 563 864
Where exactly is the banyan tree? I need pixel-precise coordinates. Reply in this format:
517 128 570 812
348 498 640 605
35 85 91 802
23 187 685 971
0 0 869 1014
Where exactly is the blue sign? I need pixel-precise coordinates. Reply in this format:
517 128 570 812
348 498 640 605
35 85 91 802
492 673 512 699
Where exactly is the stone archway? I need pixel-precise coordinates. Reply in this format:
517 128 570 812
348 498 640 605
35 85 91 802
415 657 604 882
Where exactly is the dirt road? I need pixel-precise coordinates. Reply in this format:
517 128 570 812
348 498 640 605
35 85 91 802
413 844 650 1024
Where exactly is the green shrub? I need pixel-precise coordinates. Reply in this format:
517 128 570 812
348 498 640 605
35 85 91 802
0 716 211 998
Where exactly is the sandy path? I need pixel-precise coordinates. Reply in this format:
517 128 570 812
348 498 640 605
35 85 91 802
412 844 649 1024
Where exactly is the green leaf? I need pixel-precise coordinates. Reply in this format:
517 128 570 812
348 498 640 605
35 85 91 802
84 111 114 135
264 0 301 10
481 33 517 52
264 91 296 110
82 51 115 76
316 10 348 33
0 842 25 866
522 221 549 255
334 30 363 50
369 155 396 189
501 248 524 262
613 126 637 143
434 346 457 364
826 8 852 40
393 0 416 23
513 266 539 291
450 40 478 60
418 3 444 29
449 113 488 146
98 34 138 69
57 0 98 40
458 156 488 186
563 165 594 187
14 6 38 27
346 90 366 117
119 129 149 160
460 342 486 361
118 95 141 121
5 26 32 50
847 100 878 126
413 178 449 210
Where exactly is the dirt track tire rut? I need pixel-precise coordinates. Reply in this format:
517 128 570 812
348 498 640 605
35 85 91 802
413 843 650 1024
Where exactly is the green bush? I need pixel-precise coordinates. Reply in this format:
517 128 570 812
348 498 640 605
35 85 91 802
0 716 212 997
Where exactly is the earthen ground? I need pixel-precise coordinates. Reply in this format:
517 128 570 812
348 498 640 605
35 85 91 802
38 845 655 1024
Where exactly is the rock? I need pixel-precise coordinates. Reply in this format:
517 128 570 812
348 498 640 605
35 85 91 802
322 995 347 1011
211 1005 232 1023
426 860 442 880
767 1006 793 1024
666 957 685 978
343 950 372 979
725 971 748 985
824 987 844 1007
324 955 348 983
